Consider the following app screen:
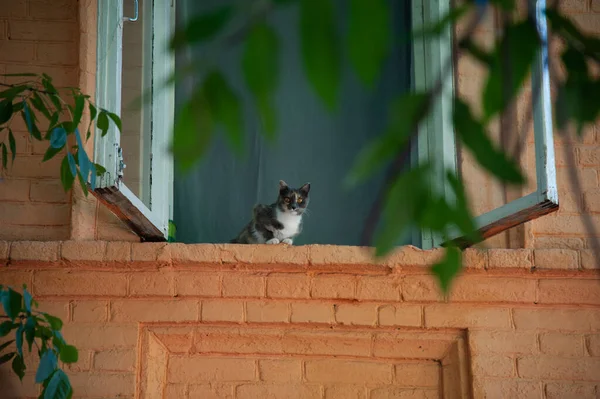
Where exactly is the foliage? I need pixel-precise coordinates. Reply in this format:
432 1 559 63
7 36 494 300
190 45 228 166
0 285 77 399
168 0 600 293
0 73 121 195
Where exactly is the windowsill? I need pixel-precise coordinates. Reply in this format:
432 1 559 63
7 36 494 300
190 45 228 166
0 241 595 274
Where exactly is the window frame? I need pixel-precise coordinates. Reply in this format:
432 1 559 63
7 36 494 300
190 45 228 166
414 0 558 249
94 0 175 241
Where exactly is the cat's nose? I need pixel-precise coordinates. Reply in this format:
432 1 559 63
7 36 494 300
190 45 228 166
291 204 298 210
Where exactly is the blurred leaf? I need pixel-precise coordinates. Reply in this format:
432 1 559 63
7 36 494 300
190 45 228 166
97 111 109 137
43 313 63 331
545 8 600 61
59 345 78 364
0 321 14 336
36 350 57 383
22 102 42 140
106 111 122 131
74 129 90 182
459 38 493 65
94 163 106 176
348 0 391 87
72 94 85 127
25 316 35 352
482 19 540 120
0 99 13 124
489 0 515 11
170 6 232 49
168 219 177 243
453 98 524 184
446 171 481 243
411 4 469 39
30 92 51 119
172 86 213 172
88 103 97 123
15 324 23 357
0 73 38 77
242 23 279 139
67 153 76 177
2 288 23 321
11 354 25 381
431 246 462 294
23 288 32 313
0 352 15 366
0 85 27 100
300 0 340 110
8 129 16 163
60 155 75 192
41 78 62 111
0 339 15 352
43 145 61 163
347 93 430 186
44 369 72 399
48 112 60 131
204 71 243 153
89 163 96 190
50 127 67 149
1 143 6 170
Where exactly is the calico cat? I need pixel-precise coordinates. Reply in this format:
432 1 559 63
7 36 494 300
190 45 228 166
230 180 311 245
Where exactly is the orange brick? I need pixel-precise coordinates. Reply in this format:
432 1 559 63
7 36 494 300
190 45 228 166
258 359 302 382
534 236 585 249
129 272 174 296
477 379 541 399
534 249 579 269
34 271 127 296
463 248 487 269
378 305 422 327
131 242 170 261
587 334 600 356
335 303 377 326
488 249 533 269
469 330 537 354
451 276 536 303
425 305 510 328
61 241 106 261
305 359 392 384
534 214 600 236
0 270 33 291
246 300 289 323
11 241 59 261
394 363 440 387
0 0 26 17
0 202 70 225
201 299 243 322
579 147 600 166
580 249 599 270
168 356 255 382
513 308 600 331
72 300 108 322
188 383 234 398
111 299 197 322
175 272 221 297
539 333 584 357
539 279 600 305
193 328 280 354
401 275 442 302
280 330 371 357
30 180 68 202
356 276 400 301
236 384 321 399
0 225 68 241
472 354 515 377
370 387 438 399
311 275 356 299
66 349 92 372
36 299 70 321
324 385 366 399
517 356 600 380
267 274 310 298
8 155 62 178
0 41 35 62
61 324 138 349
29 0 77 20
36 42 78 66
0 241 9 260
545 382 597 399
222 274 264 297
94 348 135 371
9 21 76 42
290 302 334 323
0 179 30 201
105 241 131 261
68 373 135 397
164 384 186 398
373 333 452 359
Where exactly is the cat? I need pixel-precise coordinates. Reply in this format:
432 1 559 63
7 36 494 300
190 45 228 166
230 180 311 245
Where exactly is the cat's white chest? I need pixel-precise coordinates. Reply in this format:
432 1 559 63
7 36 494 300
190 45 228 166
274 211 302 240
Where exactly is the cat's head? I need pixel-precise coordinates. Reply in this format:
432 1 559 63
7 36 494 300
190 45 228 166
276 180 310 215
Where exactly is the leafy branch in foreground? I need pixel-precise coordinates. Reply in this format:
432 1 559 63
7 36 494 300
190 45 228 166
0 285 78 399
0 73 119 195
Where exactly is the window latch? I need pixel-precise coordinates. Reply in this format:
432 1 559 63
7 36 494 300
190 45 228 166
124 0 139 22
117 146 126 180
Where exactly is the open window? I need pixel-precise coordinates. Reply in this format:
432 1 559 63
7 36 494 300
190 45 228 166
94 0 175 241
93 0 557 248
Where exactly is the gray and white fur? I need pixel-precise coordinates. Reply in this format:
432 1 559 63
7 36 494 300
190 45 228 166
230 180 311 245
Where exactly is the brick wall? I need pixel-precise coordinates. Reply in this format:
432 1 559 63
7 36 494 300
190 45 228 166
0 243 599 398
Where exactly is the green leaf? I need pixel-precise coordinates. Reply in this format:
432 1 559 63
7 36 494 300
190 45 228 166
22 104 42 140
0 320 15 336
44 369 72 399
60 155 75 192
72 94 85 128
30 92 52 119
2 287 23 321
43 313 63 331
97 111 109 137
453 98 524 184
36 350 58 383
94 163 107 176
203 71 243 153
346 93 430 186
446 171 481 244
8 129 16 163
15 324 24 357
0 352 15 365
0 99 13 124
300 0 341 110
410 4 469 41
431 246 462 294
23 288 32 313
89 102 97 121
0 72 38 77
0 85 28 100
1 143 7 170
545 8 600 60
170 6 233 49
77 169 89 197
482 19 540 120
106 111 122 131
43 145 63 162
11 354 25 381
59 345 78 364
168 219 177 243
0 339 15 353
25 316 36 352
347 0 391 87
242 23 279 139
50 127 67 149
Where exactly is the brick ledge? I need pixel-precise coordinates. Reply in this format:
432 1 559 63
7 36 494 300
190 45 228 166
0 241 597 273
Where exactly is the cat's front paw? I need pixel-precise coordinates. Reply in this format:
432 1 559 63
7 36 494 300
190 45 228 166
266 238 280 244
281 238 293 245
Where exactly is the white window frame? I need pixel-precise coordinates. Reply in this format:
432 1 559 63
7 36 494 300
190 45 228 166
413 0 558 249
94 0 175 241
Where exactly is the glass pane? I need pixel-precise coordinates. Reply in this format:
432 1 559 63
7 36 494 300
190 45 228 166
121 0 152 208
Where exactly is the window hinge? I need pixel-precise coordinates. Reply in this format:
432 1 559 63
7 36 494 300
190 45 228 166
117 146 126 180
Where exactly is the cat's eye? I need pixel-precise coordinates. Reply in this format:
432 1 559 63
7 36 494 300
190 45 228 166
297 198 303 203
284 198 291 203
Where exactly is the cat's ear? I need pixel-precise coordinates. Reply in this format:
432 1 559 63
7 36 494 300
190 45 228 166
279 180 289 192
299 183 311 195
